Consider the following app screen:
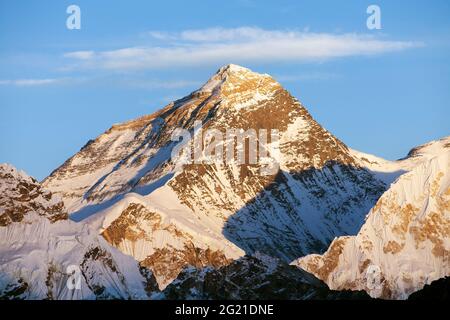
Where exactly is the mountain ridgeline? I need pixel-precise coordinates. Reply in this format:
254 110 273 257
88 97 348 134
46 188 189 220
0 64 448 299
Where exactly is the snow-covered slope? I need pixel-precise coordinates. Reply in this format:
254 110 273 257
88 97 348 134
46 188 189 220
0 165 156 299
293 150 450 299
350 136 450 185
86 191 243 288
42 64 388 286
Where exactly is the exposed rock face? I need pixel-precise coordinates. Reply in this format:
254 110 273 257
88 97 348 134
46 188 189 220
0 165 156 300
161 254 371 300
294 151 450 299
0 164 67 226
140 245 231 290
101 202 231 288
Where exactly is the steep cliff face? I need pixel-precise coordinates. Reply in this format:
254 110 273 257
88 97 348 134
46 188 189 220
294 149 450 299
0 165 157 299
42 65 387 286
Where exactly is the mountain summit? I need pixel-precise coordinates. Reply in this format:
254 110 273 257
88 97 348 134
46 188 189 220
42 64 388 287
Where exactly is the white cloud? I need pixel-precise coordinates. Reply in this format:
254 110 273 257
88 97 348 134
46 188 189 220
0 78 63 86
0 76 198 90
176 27 301 42
65 27 423 71
64 51 95 60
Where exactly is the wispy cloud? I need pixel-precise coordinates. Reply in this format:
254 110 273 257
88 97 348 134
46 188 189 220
146 27 304 42
64 27 423 71
64 51 95 60
0 78 65 86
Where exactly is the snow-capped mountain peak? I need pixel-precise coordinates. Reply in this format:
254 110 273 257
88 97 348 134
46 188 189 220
195 63 278 104
39 64 391 287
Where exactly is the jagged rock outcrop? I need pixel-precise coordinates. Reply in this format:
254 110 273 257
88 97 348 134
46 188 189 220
161 254 371 300
0 164 67 226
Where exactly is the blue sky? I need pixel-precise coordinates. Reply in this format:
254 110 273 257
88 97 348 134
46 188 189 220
0 0 449 180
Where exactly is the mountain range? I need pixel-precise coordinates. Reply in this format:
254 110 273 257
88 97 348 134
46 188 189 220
0 64 448 299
